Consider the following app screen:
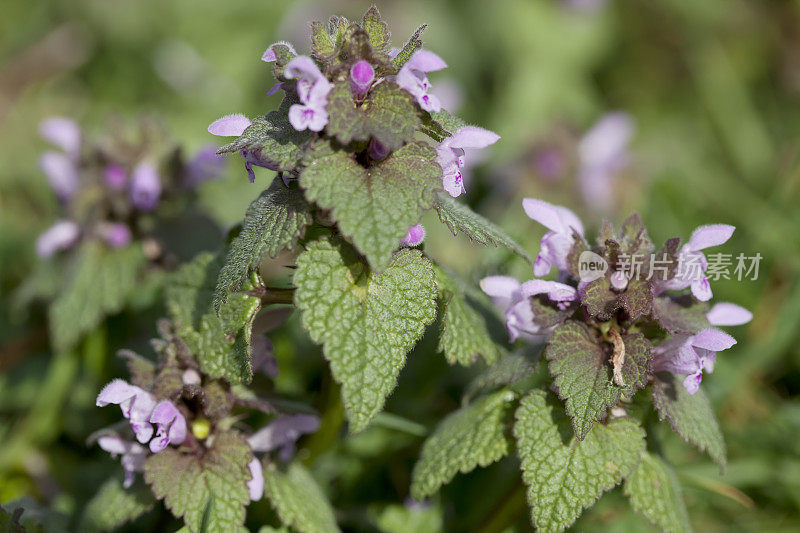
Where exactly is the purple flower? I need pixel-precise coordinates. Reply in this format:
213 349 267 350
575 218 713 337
247 458 264 501
707 302 752 326
208 114 252 137
578 112 634 212
97 435 148 488
148 401 187 453
261 41 296 63
36 220 80 258
395 50 447 112
284 56 332 132
653 328 737 394
369 140 391 161
101 223 132 249
436 127 500 197
659 224 735 301
40 117 81 159
248 414 320 462
39 151 79 201
401 224 425 247
130 161 161 211
104 165 127 190
522 198 585 277
184 146 226 187
251 334 279 379
96 379 157 443
481 276 577 341
535 147 566 181
350 60 375 97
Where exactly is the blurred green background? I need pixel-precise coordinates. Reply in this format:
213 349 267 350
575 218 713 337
2 0 800 531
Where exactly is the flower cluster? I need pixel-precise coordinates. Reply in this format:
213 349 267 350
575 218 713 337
36 117 224 259
92 327 319 499
206 6 499 258
482 198 751 394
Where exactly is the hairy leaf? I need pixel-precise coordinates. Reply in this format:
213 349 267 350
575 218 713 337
293 240 437 432
618 332 652 400
311 21 335 61
262 461 340 533
49 242 145 351
361 6 390 58
618 279 653 321
167 252 262 384
434 194 532 264
144 431 252 533
652 372 726 468
411 390 515 500
545 322 619 440
301 142 440 270
391 24 426 69
214 178 312 309
465 353 537 401
580 276 617 320
79 477 154 532
513 391 645 533
624 452 691 533
434 266 501 366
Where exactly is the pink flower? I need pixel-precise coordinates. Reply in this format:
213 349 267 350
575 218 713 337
248 414 320 462
97 435 148 488
521 198 584 277
578 112 634 212
350 60 375 97
283 56 332 132
653 328 736 394
437 127 500 197
148 401 187 453
400 224 425 247
130 162 161 211
481 276 577 342
247 459 264 501
395 50 447 112
96 379 158 443
36 220 80 258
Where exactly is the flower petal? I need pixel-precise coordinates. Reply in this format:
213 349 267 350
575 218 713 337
690 277 713 301
707 303 753 326
445 127 500 150
40 117 81 157
208 114 252 136
247 458 264 500
480 276 521 299
36 220 80 258
691 328 737 352
96 379 136 407
578 112 634 169
283 56 323 82
404 50 447 73
130 162 161 211
688 224 735 251
519 280 577 302
248 414 320 453
261 41 296 62
40 151 79 200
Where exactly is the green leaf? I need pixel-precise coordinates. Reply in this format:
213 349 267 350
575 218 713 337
325 81 420 151
144 431 252 533
214 178 312 309
391 24 426 69
652 372 726 468
513 390 645 533
434 266 501 366
618 279 654 321
262 461 340 533
311 21 335 61
580 276 617 320
545 321 619 440
465 353 537 401
361 5 390 58
294 239 437 432
372 503 443 533
300 142 440 270
653 296 710 335
624 452 691 533
167 252 262 384
49 242 145 351
434 194 532 264
217 102 311 172
618 332 652 400
79 477 154 532
411 390 516 500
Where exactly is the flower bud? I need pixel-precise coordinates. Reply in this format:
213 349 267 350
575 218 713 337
104 165 127 190
101 222 132 249
350 60 375 97
130 161 161 211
